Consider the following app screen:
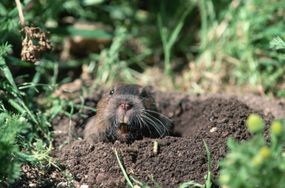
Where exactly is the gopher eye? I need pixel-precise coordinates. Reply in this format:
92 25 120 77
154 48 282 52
109 88 115 95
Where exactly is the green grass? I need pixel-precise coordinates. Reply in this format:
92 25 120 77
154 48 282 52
2 0 285 93
158 0 195 79
195 0 285 95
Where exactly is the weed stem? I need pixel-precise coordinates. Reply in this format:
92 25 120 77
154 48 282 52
15 0 25 27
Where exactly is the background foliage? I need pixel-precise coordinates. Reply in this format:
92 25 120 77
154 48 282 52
1 0 285 94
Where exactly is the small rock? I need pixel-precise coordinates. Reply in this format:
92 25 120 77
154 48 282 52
80 184 88 188
222 131 230 138
29 183 37 187
57 182 68 188
210 127 217 133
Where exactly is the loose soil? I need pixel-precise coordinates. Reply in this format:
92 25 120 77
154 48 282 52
13 89 285 188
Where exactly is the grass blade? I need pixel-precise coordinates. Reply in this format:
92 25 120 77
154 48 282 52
113 148 134 188
203 140 212 188
0 57 18 93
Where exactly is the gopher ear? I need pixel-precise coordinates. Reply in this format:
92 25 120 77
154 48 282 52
140 85 154 96
145 85 154 92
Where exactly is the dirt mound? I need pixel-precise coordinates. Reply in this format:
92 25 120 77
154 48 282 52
56 91 280 187
61 137 208 187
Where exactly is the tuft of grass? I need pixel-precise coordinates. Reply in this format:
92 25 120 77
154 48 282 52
158 0 195 79
195 0 285 95
90 26 139 87
1 38 65 185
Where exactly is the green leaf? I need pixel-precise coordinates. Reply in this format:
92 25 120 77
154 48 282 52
0 42 12 57
48 26 112 39
82 0 105 6
270 37 285 50
0 57 18 93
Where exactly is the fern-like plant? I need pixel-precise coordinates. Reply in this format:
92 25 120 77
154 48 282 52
0 113 30 183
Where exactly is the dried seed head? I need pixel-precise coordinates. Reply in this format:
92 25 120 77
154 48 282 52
21 26 52 63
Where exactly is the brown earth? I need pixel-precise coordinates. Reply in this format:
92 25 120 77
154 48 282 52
12 90 285 188
54 90 285 187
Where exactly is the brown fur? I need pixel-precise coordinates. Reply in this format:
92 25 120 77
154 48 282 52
84 84 172 143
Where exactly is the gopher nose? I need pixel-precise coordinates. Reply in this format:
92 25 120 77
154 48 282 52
119 102 132 111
